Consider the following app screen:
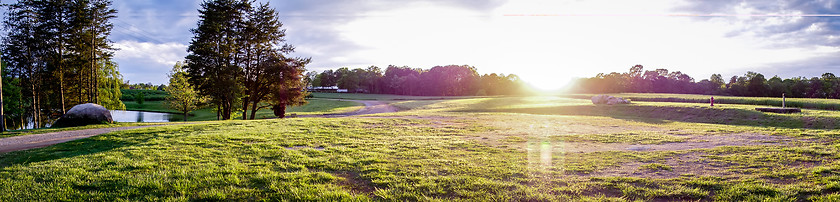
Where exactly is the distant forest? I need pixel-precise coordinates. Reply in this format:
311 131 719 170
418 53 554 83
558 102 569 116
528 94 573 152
573 65 840 98
308 65 526 96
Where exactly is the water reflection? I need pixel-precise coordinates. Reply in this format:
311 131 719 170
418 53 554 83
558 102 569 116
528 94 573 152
109 110 171 123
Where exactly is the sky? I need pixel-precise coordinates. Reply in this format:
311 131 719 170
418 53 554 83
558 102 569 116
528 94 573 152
105 0 840 90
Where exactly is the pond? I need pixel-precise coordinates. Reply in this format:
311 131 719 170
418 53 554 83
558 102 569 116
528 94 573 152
109 110 173 123
11 110 174 130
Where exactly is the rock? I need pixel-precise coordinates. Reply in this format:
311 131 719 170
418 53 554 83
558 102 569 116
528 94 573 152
51 103 113 128
590 95 610 104
591 95 631 105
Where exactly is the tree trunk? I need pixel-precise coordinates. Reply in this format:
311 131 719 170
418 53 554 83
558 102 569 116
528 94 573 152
222 98 231 120
31 81 37 128
249 99 258 120
273 104 286 118
59 70 65 114
183 112 188 121
242 97 248 120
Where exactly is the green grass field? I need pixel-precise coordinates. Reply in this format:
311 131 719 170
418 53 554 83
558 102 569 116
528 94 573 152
5 94 840 200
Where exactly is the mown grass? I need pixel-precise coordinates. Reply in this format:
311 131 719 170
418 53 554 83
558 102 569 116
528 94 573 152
555 131 688 144
7 94 840 200
0 118 532 201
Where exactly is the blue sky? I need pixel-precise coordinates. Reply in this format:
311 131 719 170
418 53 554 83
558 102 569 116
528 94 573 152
105 0 840 88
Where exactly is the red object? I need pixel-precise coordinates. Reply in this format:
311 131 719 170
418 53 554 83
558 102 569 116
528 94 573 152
710 96 714 106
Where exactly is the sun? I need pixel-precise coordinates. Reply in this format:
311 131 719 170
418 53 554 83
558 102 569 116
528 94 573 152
523 74 575 93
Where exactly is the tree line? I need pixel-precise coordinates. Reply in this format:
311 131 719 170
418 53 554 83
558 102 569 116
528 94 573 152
308 65 526 96
573 64 840 98
185 0 309 120
2 0 123 129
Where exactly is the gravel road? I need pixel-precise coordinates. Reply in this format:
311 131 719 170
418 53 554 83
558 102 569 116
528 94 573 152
0 125 165 153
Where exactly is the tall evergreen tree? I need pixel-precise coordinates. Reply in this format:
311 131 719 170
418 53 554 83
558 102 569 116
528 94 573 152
2 0 122 129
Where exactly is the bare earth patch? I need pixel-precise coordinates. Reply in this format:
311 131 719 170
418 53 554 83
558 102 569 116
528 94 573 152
332 171 376 197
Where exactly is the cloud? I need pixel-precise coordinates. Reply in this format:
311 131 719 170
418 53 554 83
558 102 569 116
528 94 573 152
110 0 202 43
113 40 188 84
676 0 840 48
758 50 840 79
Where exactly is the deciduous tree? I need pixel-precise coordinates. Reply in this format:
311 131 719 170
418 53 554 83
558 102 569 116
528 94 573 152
165 62 205 121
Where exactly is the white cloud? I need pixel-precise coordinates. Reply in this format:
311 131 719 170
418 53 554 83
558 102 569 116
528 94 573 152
114 40 187 67
113 40 188 84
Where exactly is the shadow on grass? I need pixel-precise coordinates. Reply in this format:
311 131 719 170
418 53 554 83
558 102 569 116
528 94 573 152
455 103 835 129
0 123 221 169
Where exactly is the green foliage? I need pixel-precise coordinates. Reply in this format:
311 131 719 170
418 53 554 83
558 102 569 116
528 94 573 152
2 0 120 128
574 65 840 99
1 61 25 129
313 65 525 96
97 61 125 110
134 92 144 106
165 62 206 121
186 0 309 120
120 89 168 101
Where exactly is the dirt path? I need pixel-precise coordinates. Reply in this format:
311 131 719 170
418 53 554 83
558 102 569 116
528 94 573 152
0 125 169 153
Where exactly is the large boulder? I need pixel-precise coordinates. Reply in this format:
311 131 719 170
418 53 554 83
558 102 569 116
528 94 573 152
591 95 631 105
591 95 610 104
51 103 113 128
